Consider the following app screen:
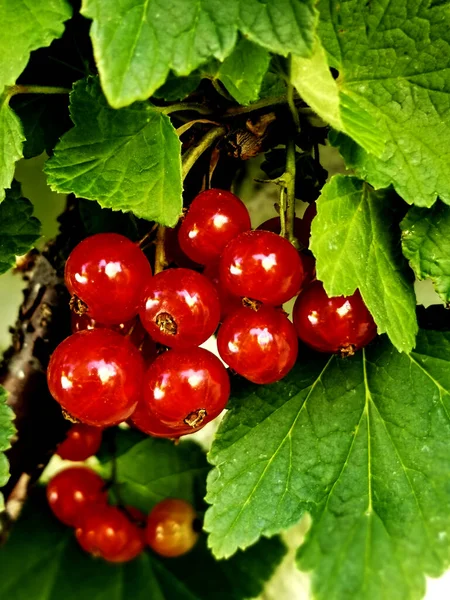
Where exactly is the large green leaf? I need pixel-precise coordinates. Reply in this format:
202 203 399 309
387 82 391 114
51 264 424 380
0 0 72 93
0 180 41 273
81 0 316 108
401 202 450 305
0 96 24 201
310 175 417 353
291 0 450 207
45 77 182 226
95 428 209 513
0 490 285 599
0 387 16 497
205 330 450 600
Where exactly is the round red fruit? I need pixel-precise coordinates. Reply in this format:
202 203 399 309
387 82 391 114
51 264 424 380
65 233 152 325
57 424 103 461
71 314 146 348
47 329 145 427
257 203 317 249
219 230 305 305
76 504 144 562
178 189 251 265
203 262 243 321
217 305 298 384
293 280 377 355
143 347 230 430
46 466 107 527
146 498 199 558
130 400 193 439
140 269 220 349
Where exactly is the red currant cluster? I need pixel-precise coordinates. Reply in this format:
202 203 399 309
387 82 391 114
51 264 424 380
47 465 199 561
46 188 377 441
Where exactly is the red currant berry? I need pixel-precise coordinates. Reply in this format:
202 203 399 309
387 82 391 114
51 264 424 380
293 280 377 355
130 400 193 438
140 269 220 349
47 329 145 427
203 262 243 321
165 223 202 269
219 230 305 306
143 347 230 430
76 504 144 562
217 305 298 384
65 233 152 325
57 424 102 461
178 189 251 265
71 314 146 348
47 466 107 527
146 499 199 558
257 204 317 248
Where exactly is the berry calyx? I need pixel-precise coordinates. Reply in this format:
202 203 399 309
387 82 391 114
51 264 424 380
146 498 199 558
130 400 193 438
143 347 230 429
47 329 145 427
178 189 251 265
65 233 152 325
219 230 305 306
57 424 103 461
293 280 377 355
140 268 220 349
217 305 298 384
46 466 107 527
76 504 144 563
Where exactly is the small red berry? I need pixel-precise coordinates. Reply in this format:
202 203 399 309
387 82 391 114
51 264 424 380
140 268 220 348
57 424 103 461
146 498 199 558
203 262 243 321
217 305 298 384
257 204 317 249
165 223 202 269
143 347 230 430
71 314 147 349
178 189 251 265
46 466 107 527
76 504 144 562
219 230 305 305
130 400 193 438
293 280 377 355
47 329 145 427
65 233 152 325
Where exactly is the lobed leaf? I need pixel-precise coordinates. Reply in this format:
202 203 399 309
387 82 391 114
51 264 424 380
0 97 24 201
206 330 450 600
0 387 16 502
310 175 418 353
45 77 182 226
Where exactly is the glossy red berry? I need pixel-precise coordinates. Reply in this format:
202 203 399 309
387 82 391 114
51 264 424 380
257 204 317 249
165 223 202 269
130 400 193 438
76 504 144 563
57 424 103 461
46 466 107 527
140 269 220 349
203 262 243 321
70 314 146 348
219 230 305 305
65 233 152 325
143 347 230 430
217 305 298 384
293 280 377 355
178 189 251 265
146 498 199 558
47 329 145 426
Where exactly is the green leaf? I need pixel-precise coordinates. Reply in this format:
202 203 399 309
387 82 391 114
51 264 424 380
0 97 24 200
11 94 71 159
0 490 285 599
95 428 209 513
401 201 450 304
153 72 202 102
205 330 450 600
216 39 271 105
0 180 41 273
45 77 182 226
81 0 316 108
0 387 16 495
291 1 450 207
0 0 72 93
310 175 417 353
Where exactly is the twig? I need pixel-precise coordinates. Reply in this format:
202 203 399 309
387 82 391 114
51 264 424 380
176 119 221 137
154 226 167 275
181 126 227 181
7 84 71 97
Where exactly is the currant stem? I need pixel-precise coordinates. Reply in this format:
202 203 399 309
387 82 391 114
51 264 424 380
154 226 167 275
176 119 221 137
182 126 226 181
162 102 214 116
285 80 300 247
7 84 71 97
